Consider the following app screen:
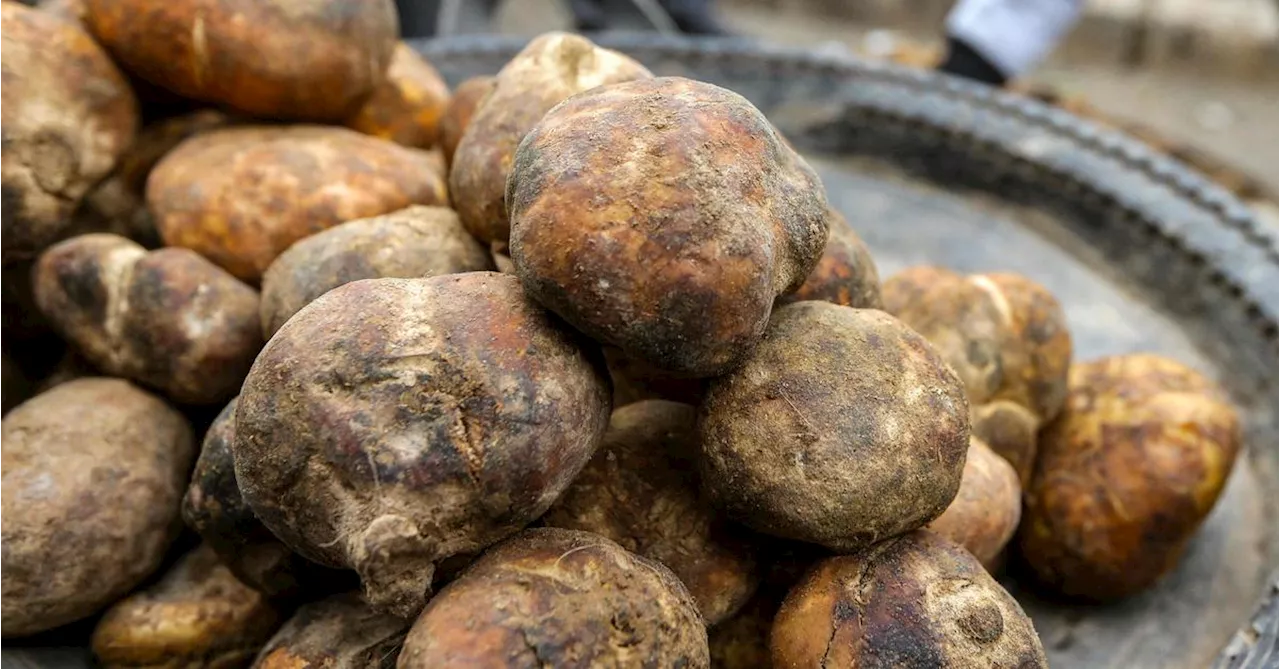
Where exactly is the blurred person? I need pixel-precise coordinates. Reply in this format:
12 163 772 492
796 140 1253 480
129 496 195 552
938 0 1086 86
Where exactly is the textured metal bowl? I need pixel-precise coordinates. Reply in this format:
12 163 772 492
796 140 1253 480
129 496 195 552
410 33 1278 668
3 34 1275 669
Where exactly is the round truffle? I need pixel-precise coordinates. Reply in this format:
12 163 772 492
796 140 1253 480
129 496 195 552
509 76 829 376
84 0 398 121
234 273 612 618
259 206 492 338
772 531 1048 668
397 528 709 668
543 400 760 625
346 43 451 149
148 125 449 282
699 302 969 552
1 2 138 262
2 378 194 636
1019 354 1240 601
450 32 651 245
926 438 1022 569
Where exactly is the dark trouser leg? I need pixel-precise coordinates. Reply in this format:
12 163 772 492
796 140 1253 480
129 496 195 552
396 0 503 38
659 0 731 35
568 0 610 31
395 0 439 38
937 36 1008 86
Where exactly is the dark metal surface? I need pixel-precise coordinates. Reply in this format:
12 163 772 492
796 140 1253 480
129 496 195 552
4 35 1275 669
405 34 1278 668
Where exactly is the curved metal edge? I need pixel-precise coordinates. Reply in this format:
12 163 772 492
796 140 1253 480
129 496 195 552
407 32 1280 665
1214 581 1279 669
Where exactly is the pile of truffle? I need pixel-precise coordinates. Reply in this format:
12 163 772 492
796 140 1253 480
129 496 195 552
1 2 1243 667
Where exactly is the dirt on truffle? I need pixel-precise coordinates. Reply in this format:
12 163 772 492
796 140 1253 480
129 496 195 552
2 2 138 263
509 76 829 376
147 126 449 282
91 544 282 669
772 531 1047 668
543 400 761 625
1019 354 1240 601
84 0 398 121
699 302 969 552
2 378 194 637
34 233 263 405
396 528 709 668
234 273 612 618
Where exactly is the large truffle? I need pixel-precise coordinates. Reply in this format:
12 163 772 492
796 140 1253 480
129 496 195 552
397 528 709 668
509 77 830 376
2 379 194 636
772 531 1047 668
84 0 398 121
1019 354 1240 601
147 126 449 282
543 400 760 625
699 302 969 552
450 32 651 245
1 2 138 263
34 233 262 405
259 206 491 338
234 273 611 618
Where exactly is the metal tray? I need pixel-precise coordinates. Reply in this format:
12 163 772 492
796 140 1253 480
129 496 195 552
5 34 1276 669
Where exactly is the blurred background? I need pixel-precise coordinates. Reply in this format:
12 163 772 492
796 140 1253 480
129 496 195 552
400 0 1279 226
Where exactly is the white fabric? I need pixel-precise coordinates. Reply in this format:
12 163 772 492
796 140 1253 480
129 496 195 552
946 0 1086 78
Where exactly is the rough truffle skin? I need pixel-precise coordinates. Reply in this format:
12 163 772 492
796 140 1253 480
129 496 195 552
780 209 882 309
259 206 492 338
438 75 494 167
253 593 409 669
183 398 349 599
2 378 194 637
772 531 1047 668
1 2 138 263
449 32 652 245
396 528 709 668
147 126 449 282
971 399 1040 486
926 438 1022 570
543 400 760 625
345 43 451 149
233 273 612 619
883 267 1071 417
83 0 398 121
509 76 830 377
91 544 282 669
33 233 263 405
698 302 969 552
1018 354 1241 601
